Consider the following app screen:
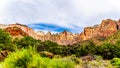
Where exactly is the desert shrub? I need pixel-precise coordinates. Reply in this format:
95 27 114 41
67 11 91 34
1 47 75 68
53 55 62 58
95 55 103 60
66 55 80 64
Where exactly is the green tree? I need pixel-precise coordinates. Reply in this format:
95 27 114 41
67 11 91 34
16 36 37 48
96 43 118 59
0 29 13 51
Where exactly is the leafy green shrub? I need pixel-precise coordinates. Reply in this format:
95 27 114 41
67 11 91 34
95 43 120 59
111 58 120 67
15 36 38 48
95 55 103 60
64 55 80 64
1 48 75 68
0 29 14 51
2 48 32 68
53 55 62 58
69 55 80 64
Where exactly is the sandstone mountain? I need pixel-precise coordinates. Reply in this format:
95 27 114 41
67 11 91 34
0 23 40 39
80 19 120 40
0 19 120 45
5 27 28 36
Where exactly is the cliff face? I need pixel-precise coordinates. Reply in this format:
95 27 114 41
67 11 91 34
5 27 28 36
80 19 120 41
0 23 40 39
8 23 40 39
36 30 80 45
0 19 120 45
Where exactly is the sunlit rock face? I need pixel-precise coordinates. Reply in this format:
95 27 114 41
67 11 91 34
0 23 40 39
80 19 120 40
35 31 45 36
36 30 80 45
0 19 120 45
5 27 28 36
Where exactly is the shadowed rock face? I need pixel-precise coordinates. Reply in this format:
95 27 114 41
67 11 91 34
0 19 120 45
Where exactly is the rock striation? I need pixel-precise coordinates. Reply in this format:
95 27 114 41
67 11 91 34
0 23 40 39
0 19 120 45
80 19 120 40
5 27 28 36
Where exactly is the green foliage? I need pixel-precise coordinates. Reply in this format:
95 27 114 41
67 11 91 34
15 36 38 48
8 34 120 60
95 42 120 59
37 40 64 56
65 55 80 64
0 29 14 51
1 27 120 60
1 48 75 68
111 58 120 67
105 30 120 44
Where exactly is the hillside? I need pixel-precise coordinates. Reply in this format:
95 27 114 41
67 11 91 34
104 30 120 44
5 27 28 36
0 19 120 45
1 19 120 68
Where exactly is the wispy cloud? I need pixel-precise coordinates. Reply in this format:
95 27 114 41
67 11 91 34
0 0 120 33
27 23 83 33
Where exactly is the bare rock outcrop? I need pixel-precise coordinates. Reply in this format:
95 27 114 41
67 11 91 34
0 19 120 45
80 19 120 41
5 27 28 36
0 50 8 61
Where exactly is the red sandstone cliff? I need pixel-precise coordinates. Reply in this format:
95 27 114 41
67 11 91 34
5 27 28 36
8 23 40 39
0 19 120 45
80 19 120 41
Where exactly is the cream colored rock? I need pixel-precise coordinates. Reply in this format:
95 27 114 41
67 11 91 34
0 19 120 45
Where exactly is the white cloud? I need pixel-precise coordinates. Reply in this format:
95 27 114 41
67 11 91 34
0 0 120 31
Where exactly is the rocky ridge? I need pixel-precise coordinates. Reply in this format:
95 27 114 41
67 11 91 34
80 19 120 41
0 19 120 45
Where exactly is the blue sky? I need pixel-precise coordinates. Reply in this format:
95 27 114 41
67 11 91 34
27 23 83 33
0 0 120 33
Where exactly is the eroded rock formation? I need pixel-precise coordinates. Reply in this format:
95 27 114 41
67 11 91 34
0 19 120 45
5 27 28 36
80 19 120 40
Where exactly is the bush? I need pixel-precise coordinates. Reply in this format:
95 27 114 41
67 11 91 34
111 58 120 67
95 43 120 59
66 55 80 64
15 36 38 48
1 48 75 68
0 29 13 51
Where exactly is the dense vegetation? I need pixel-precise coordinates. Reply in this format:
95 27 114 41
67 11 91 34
1 28 120 67
12 36 120 60
1 48 75 68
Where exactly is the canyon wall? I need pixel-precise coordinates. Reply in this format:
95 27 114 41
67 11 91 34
80 19 120 40
0 19 120 45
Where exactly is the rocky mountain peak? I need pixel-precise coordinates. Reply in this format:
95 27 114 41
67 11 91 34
5 27 28 36
46 31 52 36
36 31 45 36
80 19 120 41
60 30 72 35
0 19 120 45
